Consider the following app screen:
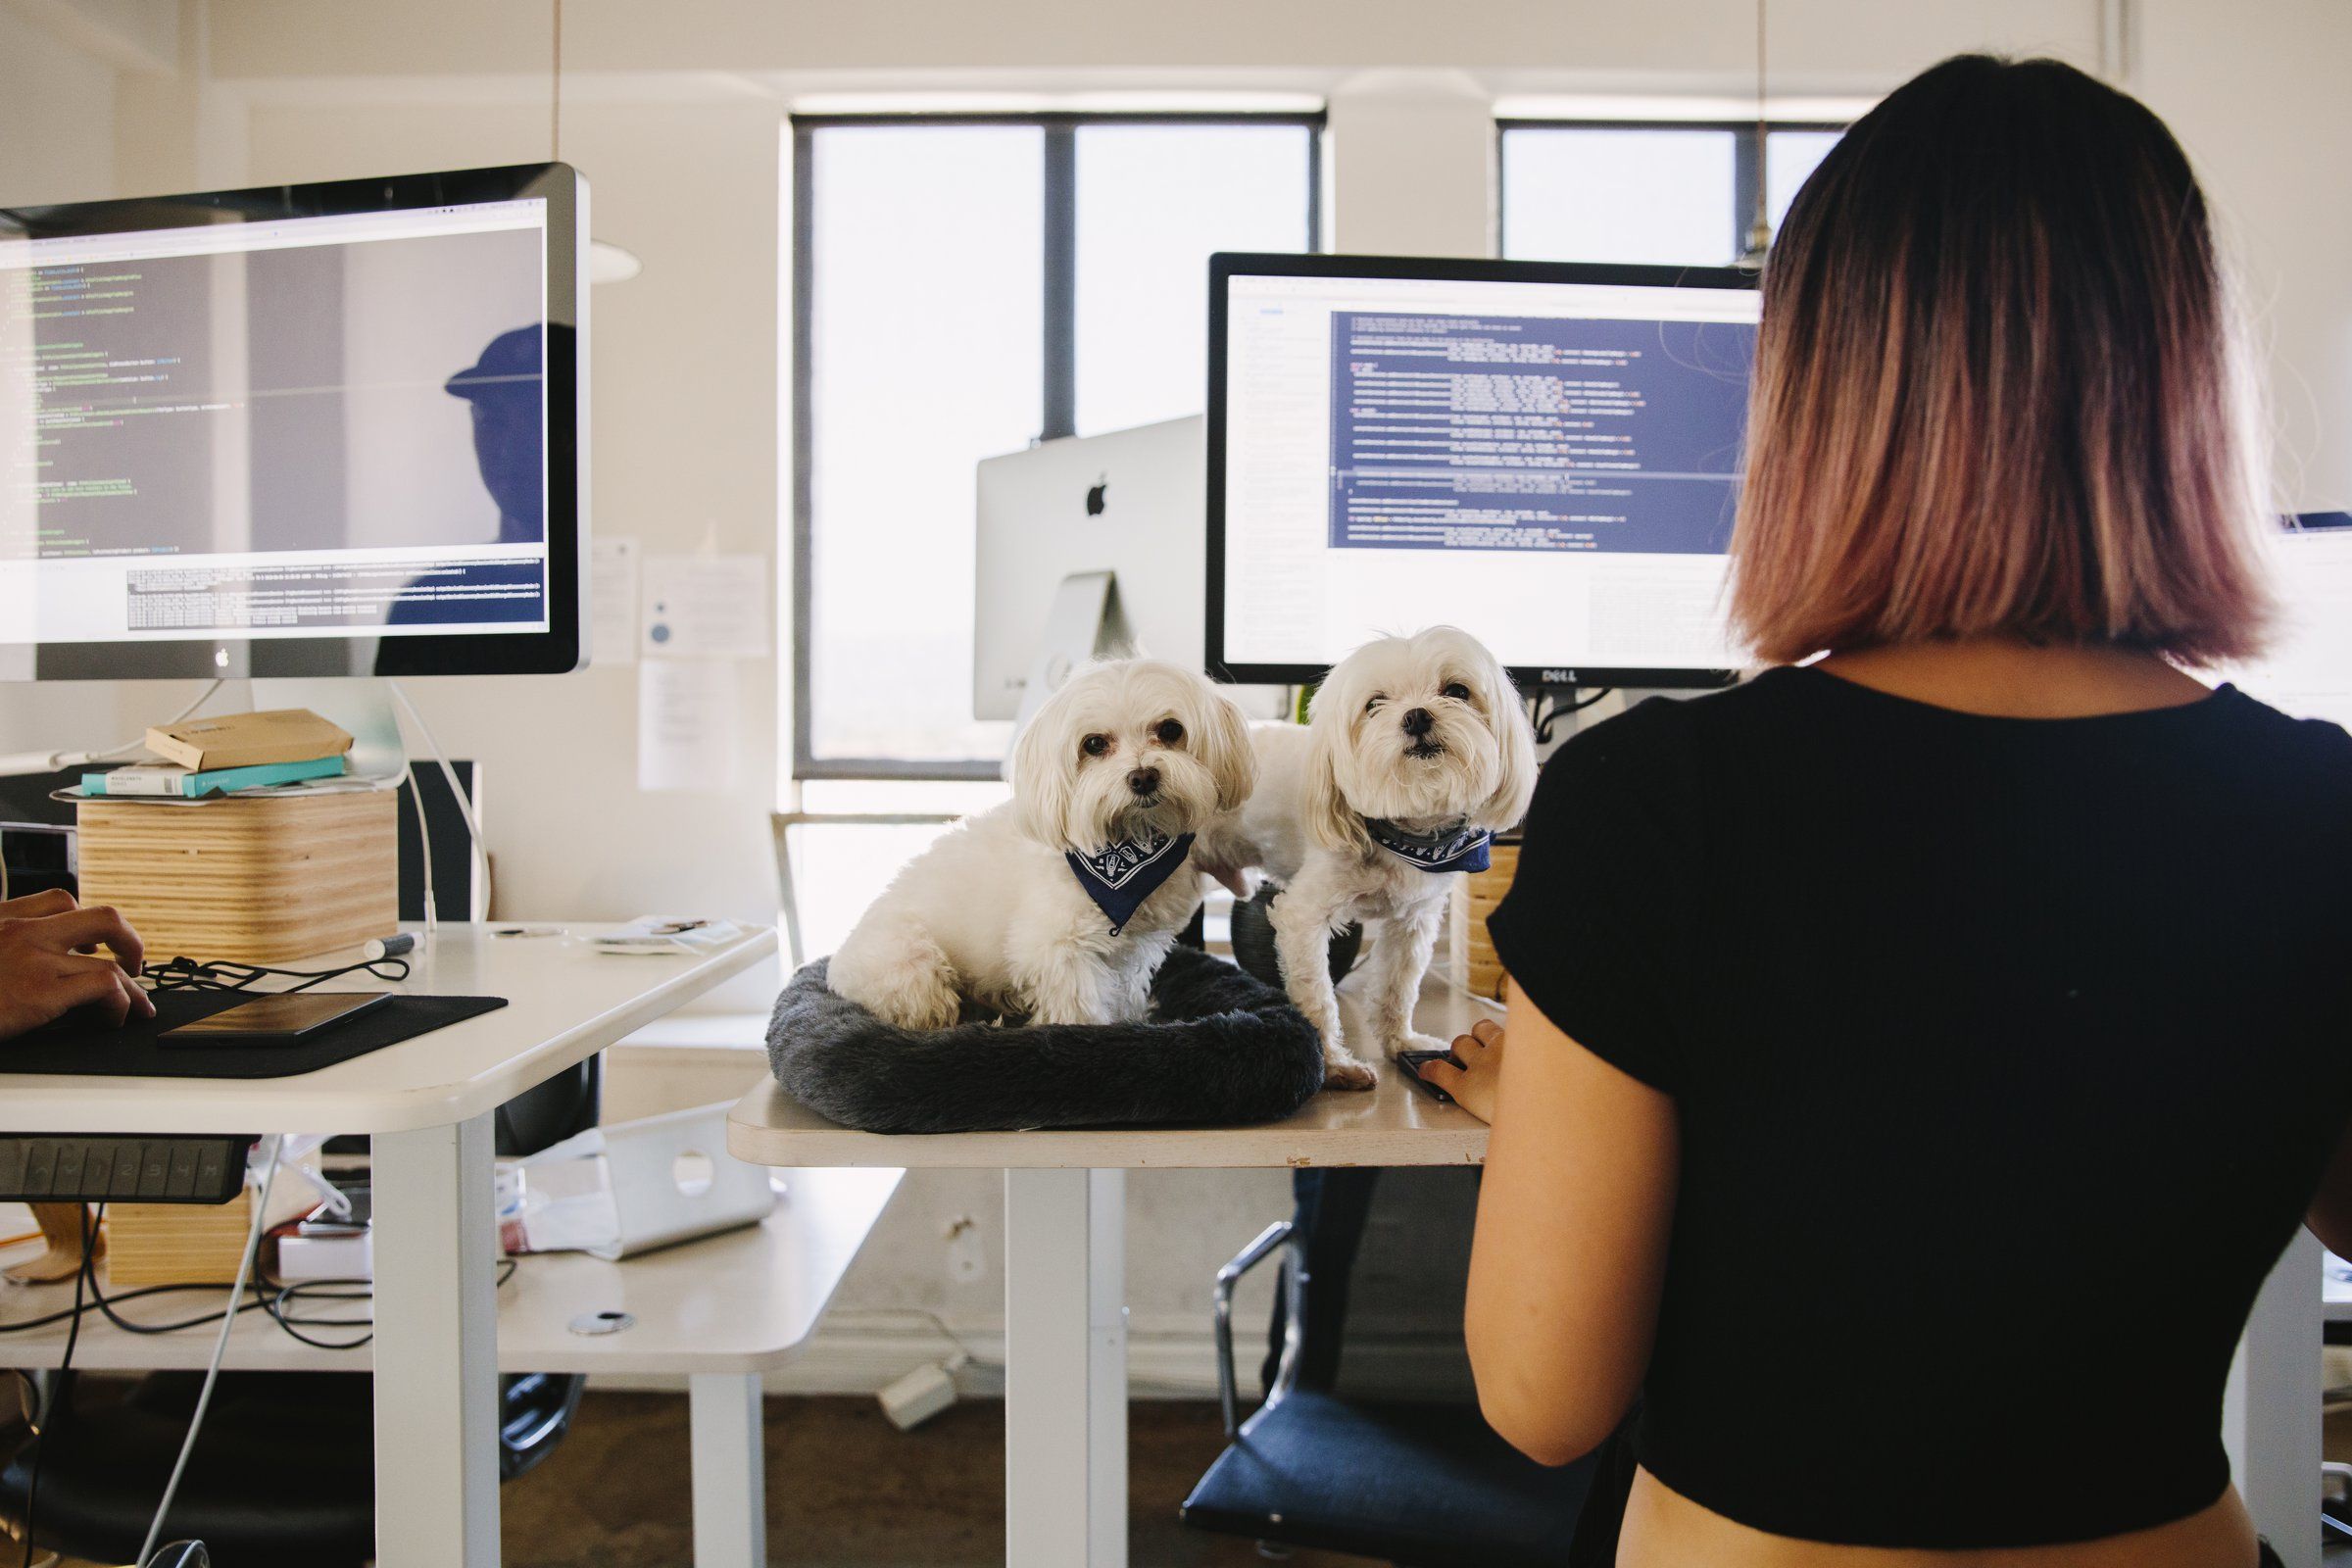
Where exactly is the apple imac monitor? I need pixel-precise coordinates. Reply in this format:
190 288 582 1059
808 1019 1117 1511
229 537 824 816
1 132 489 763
973 415 1204 721
0 163 586 682
1207 253 1759 688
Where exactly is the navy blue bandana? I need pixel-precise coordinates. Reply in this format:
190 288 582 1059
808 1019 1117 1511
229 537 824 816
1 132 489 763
1366 818 1493 873
1066 830 1196 934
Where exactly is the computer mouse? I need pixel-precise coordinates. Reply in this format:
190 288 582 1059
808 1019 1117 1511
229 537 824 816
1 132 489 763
144 1544 210 1568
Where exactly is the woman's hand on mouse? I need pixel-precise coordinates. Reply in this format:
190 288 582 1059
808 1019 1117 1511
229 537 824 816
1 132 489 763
0 890 154 1041
1415 1018 1504 1123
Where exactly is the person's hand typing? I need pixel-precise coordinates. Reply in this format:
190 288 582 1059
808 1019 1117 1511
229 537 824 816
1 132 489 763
1415 1017 1504 1124
0 889 154 1041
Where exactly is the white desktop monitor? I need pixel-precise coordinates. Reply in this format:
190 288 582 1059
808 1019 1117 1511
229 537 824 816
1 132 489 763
1207 254 1760 688
972 415 1205 721
0 164 587 682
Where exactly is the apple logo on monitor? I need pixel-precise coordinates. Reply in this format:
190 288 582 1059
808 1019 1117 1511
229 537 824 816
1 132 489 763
1085 476 1108 517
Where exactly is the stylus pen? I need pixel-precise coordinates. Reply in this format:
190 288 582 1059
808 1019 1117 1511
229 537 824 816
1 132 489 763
364 934 417 960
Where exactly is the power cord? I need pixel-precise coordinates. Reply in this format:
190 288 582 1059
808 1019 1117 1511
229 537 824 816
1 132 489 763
16 1206 92 1568
142 955 412 998
386 681 490 919
5 1254 516 1349
0 679 223 782
136 1134 282 1565
402 757 438 936
1528 687 1613 746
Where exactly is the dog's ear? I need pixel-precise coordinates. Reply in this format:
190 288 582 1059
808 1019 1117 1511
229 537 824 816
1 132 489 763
1470 650 1540 834
1006 706 1075 850
1302 695 1372 856
1197 682 1258 814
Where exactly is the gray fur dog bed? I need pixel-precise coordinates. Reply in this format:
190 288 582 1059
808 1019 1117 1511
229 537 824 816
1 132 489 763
767 945 1324 1134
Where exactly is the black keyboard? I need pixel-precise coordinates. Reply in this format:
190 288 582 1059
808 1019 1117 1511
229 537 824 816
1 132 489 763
0 1135 253 1203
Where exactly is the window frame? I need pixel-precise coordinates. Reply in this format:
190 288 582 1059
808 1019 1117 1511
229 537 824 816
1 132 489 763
1493 117 1846 265
789 111 1326 781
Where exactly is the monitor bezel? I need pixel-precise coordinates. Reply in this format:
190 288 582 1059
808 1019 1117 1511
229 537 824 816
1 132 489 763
0 162 586 680
1205 251 1757 691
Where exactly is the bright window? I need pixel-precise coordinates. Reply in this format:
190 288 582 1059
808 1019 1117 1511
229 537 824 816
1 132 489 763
792 115 1319 779
1499 122 1845 265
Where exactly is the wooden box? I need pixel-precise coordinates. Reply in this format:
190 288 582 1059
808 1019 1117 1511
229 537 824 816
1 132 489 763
77 788 398 964
105 1191 257 1287
1462 842 1521 1003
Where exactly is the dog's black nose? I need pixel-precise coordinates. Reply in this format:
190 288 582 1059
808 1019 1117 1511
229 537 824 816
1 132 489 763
1127 767 1161 796
1401 708 1434 738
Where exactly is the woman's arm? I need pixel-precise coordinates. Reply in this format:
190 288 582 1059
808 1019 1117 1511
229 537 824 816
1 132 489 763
2308 1114 2352 1259
1431 980 1678 1466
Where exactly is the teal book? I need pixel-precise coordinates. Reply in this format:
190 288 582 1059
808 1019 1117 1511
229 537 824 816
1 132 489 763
84 755 350 799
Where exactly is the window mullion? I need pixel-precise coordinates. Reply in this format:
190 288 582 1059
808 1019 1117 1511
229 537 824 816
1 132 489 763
1732 124 1761 258
1042 121 1076 442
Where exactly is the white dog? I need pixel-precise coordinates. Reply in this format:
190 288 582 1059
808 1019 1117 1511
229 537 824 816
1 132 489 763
1197 627 1537 1090
828 659 1255 1030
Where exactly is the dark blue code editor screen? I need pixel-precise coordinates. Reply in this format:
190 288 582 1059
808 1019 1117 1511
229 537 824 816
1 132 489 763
1327 311 1754 556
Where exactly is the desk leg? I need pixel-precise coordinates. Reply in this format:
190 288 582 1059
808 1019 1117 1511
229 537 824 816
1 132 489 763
2225 1230 2322 1568
1004 1167 1127 1568
372 1114 501 1568
690 1372 768 1568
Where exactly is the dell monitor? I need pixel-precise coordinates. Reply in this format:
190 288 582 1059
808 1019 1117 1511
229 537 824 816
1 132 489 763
1207 253 1759 688
0 163 586 681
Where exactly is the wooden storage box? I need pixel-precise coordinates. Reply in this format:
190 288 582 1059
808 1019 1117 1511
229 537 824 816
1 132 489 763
77 788 398 964
1463 841 1521 1003
105 1191 258 1287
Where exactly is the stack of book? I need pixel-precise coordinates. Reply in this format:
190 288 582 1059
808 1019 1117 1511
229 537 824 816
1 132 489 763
83 708 355 799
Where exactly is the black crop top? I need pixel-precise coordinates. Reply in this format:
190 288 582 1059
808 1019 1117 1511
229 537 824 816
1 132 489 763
1485 665 2352 1548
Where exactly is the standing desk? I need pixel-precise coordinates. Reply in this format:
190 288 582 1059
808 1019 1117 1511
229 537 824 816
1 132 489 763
0 1167 901 1568
0 922 776 1568
729 973 2333 1568
728 975 1495 1568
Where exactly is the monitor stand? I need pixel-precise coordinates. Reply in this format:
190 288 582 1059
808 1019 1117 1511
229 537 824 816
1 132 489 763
1013 570 1139 732
250 676 409 779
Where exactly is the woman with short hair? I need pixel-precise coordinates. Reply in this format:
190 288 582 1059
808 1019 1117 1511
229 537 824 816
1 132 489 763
1419 54 2349 1568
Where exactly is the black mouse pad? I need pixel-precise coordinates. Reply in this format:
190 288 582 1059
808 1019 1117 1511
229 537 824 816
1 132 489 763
0 990 509 1079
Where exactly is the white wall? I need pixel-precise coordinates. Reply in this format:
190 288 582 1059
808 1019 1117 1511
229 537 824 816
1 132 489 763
2132 0 2352 514
5 0 2347 1393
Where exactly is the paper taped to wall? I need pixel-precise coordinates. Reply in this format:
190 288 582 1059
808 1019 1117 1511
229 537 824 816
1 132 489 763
638 658 741 792
641 553 768 659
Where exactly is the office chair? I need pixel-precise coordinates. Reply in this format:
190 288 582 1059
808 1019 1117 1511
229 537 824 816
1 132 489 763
1181 1168 1604 1568
0 1059 598 1566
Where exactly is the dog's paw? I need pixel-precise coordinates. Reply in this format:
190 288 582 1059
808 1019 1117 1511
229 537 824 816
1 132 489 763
1387 1030 1453 1061
1322 1053 1379 1093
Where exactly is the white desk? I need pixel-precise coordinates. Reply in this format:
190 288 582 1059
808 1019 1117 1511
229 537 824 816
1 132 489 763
0 1167 901 1568
0 921 776 1568
729 973 1496 1568
733 968 2337 1568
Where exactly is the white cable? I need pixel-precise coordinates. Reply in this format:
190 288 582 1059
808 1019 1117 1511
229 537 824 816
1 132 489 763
385 682 490 920
137 1133 282 1566
404 758 438 936
0 678 223 779
85 679 225 762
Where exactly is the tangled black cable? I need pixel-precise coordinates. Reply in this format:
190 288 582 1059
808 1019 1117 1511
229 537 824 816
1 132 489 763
0 1242 521 1355
16 1205 93 1568
142 955 412 997
1529 686 1614 745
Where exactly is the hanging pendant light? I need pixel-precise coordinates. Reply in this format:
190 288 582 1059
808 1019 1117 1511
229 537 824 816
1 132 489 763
1737 0 1774 269
552 0 644 285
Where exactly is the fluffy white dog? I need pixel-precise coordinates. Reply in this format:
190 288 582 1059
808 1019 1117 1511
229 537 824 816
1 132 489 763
828 659 1255 1030
1197 627 1537 1090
